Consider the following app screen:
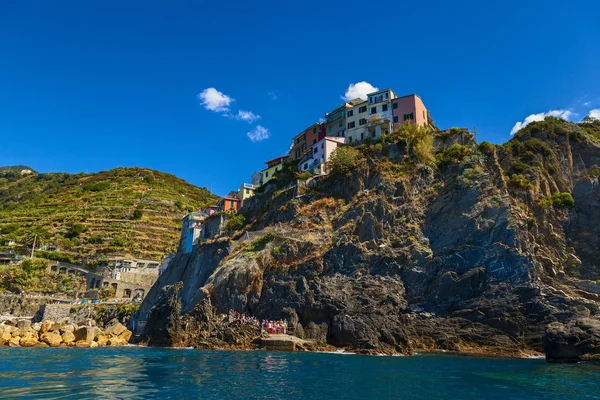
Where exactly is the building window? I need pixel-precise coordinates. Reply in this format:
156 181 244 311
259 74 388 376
313 147 318 154
347 110 354 117
338 121 342 127
382 104 388 112
265 171 269 177
313 139 316 144
393 102 398 109
230 200 235 209
296 138 300 144
371 107 376 114
371 131 376 138
349 137 353 143
321 143 324 149
361 132 364 140
404 113 414 121
304 163 308 170
313 127 316 133
347 121 355 129
393 116 399 123
245 189 249 194
359 105 367 113
385 92 388 99
303 133 306 141
359 118 366 125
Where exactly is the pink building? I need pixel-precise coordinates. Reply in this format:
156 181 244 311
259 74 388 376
299 136 345 175
392 94 429 130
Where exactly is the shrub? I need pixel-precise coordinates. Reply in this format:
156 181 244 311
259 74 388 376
243 233 275 252
477 141 496 154
65 223 86 239
20 258 49 275
297 172 312 181
437 144 471 166
328 146 362 176
82 182 110 192
110 237 127 247
224 214 245 233
396 123 435 165
87 234 104 244
539 192 575 208
132 209 143 220
509 174 534 190
174 199 184 211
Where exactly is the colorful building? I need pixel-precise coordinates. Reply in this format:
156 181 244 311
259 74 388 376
366 89 397 140
289 123 320 160
262 156 288 185
299 136 345 175
217 197 241 212
182 212 206 253
251 171 263 186
392 94 429 129
237 183 257 205
345 99 369 144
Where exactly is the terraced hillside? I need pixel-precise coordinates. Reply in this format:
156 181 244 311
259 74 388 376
0 167 217 262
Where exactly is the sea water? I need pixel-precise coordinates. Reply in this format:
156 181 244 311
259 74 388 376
1 347 599 399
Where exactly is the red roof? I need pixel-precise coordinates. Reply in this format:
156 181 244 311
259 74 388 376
264 156 287 166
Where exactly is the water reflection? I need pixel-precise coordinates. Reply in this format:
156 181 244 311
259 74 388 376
0 347 599 400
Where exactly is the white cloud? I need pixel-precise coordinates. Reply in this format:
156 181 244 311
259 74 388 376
197 87 234 112
268 91 278 100
232 110 261 124
342 81 378 101
247 125 270 142
584 101 591 107
510 109 574 135
589 109 600 120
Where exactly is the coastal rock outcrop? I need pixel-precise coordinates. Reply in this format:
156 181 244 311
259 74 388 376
0 318 134 348
135 119 600 361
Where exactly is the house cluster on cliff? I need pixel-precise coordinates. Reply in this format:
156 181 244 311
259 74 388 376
237 89 430 204
180 88 431 252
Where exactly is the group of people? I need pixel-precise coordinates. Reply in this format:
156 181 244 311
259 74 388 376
228 309 289 335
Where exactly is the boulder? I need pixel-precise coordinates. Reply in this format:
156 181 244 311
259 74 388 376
107 337 127 346
544 318 600 363
96 334 108 347
62 331 76 345
60 324 76 334
40 331 63 347
40 320 55 334
74 326 100 343
1 330 12 346
90 341 99 348
19 333 39 347
75 340 92 348
32 323 42 332
118 329 133 343
8 336 20 347
105 322 127 337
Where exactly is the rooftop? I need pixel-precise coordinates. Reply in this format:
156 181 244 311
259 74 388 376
264 156 288 166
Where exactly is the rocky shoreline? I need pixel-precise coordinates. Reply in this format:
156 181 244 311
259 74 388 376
0 318 133 348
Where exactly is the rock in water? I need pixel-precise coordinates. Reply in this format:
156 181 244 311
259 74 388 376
40 331 62 347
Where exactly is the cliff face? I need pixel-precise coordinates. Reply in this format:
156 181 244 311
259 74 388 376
137 118 600 361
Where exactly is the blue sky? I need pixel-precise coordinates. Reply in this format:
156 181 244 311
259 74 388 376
1 0 599 195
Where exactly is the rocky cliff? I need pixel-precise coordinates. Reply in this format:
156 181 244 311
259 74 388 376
136 117 600 362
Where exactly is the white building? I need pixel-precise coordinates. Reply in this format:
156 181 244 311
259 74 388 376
345 100 369 144
299 137 345 175
366 89 397 140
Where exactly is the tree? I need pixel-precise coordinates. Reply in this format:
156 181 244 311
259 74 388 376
65 223 86 239
224 214 246 233
328 146 362 176
132 209 143 220
395 123 435 165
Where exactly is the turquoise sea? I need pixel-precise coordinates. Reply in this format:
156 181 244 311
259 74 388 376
1 347 599 399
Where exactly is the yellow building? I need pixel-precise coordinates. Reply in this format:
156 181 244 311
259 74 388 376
261 156 287 185
237 183 257 205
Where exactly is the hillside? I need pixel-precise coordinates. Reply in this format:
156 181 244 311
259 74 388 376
0 167 218 261
137 117 600 362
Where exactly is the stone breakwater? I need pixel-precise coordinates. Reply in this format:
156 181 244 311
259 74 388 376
0 318 133 348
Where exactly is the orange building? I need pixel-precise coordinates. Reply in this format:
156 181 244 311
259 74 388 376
289 123 320 160
217 197 241 212
392 94 429 130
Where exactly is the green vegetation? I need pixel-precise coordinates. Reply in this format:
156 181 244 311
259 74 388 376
297 171 312 181
437 144 471 167
243 233 275 252
0 257 86 295
509 174 534 190
0 167 217 261
395 123 435 165
477 141 496 154
224 214 246 233
329 146 363 176
539 192 575 208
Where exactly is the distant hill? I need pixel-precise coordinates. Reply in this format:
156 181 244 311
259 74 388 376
0 165 36 175
0 167 218 261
